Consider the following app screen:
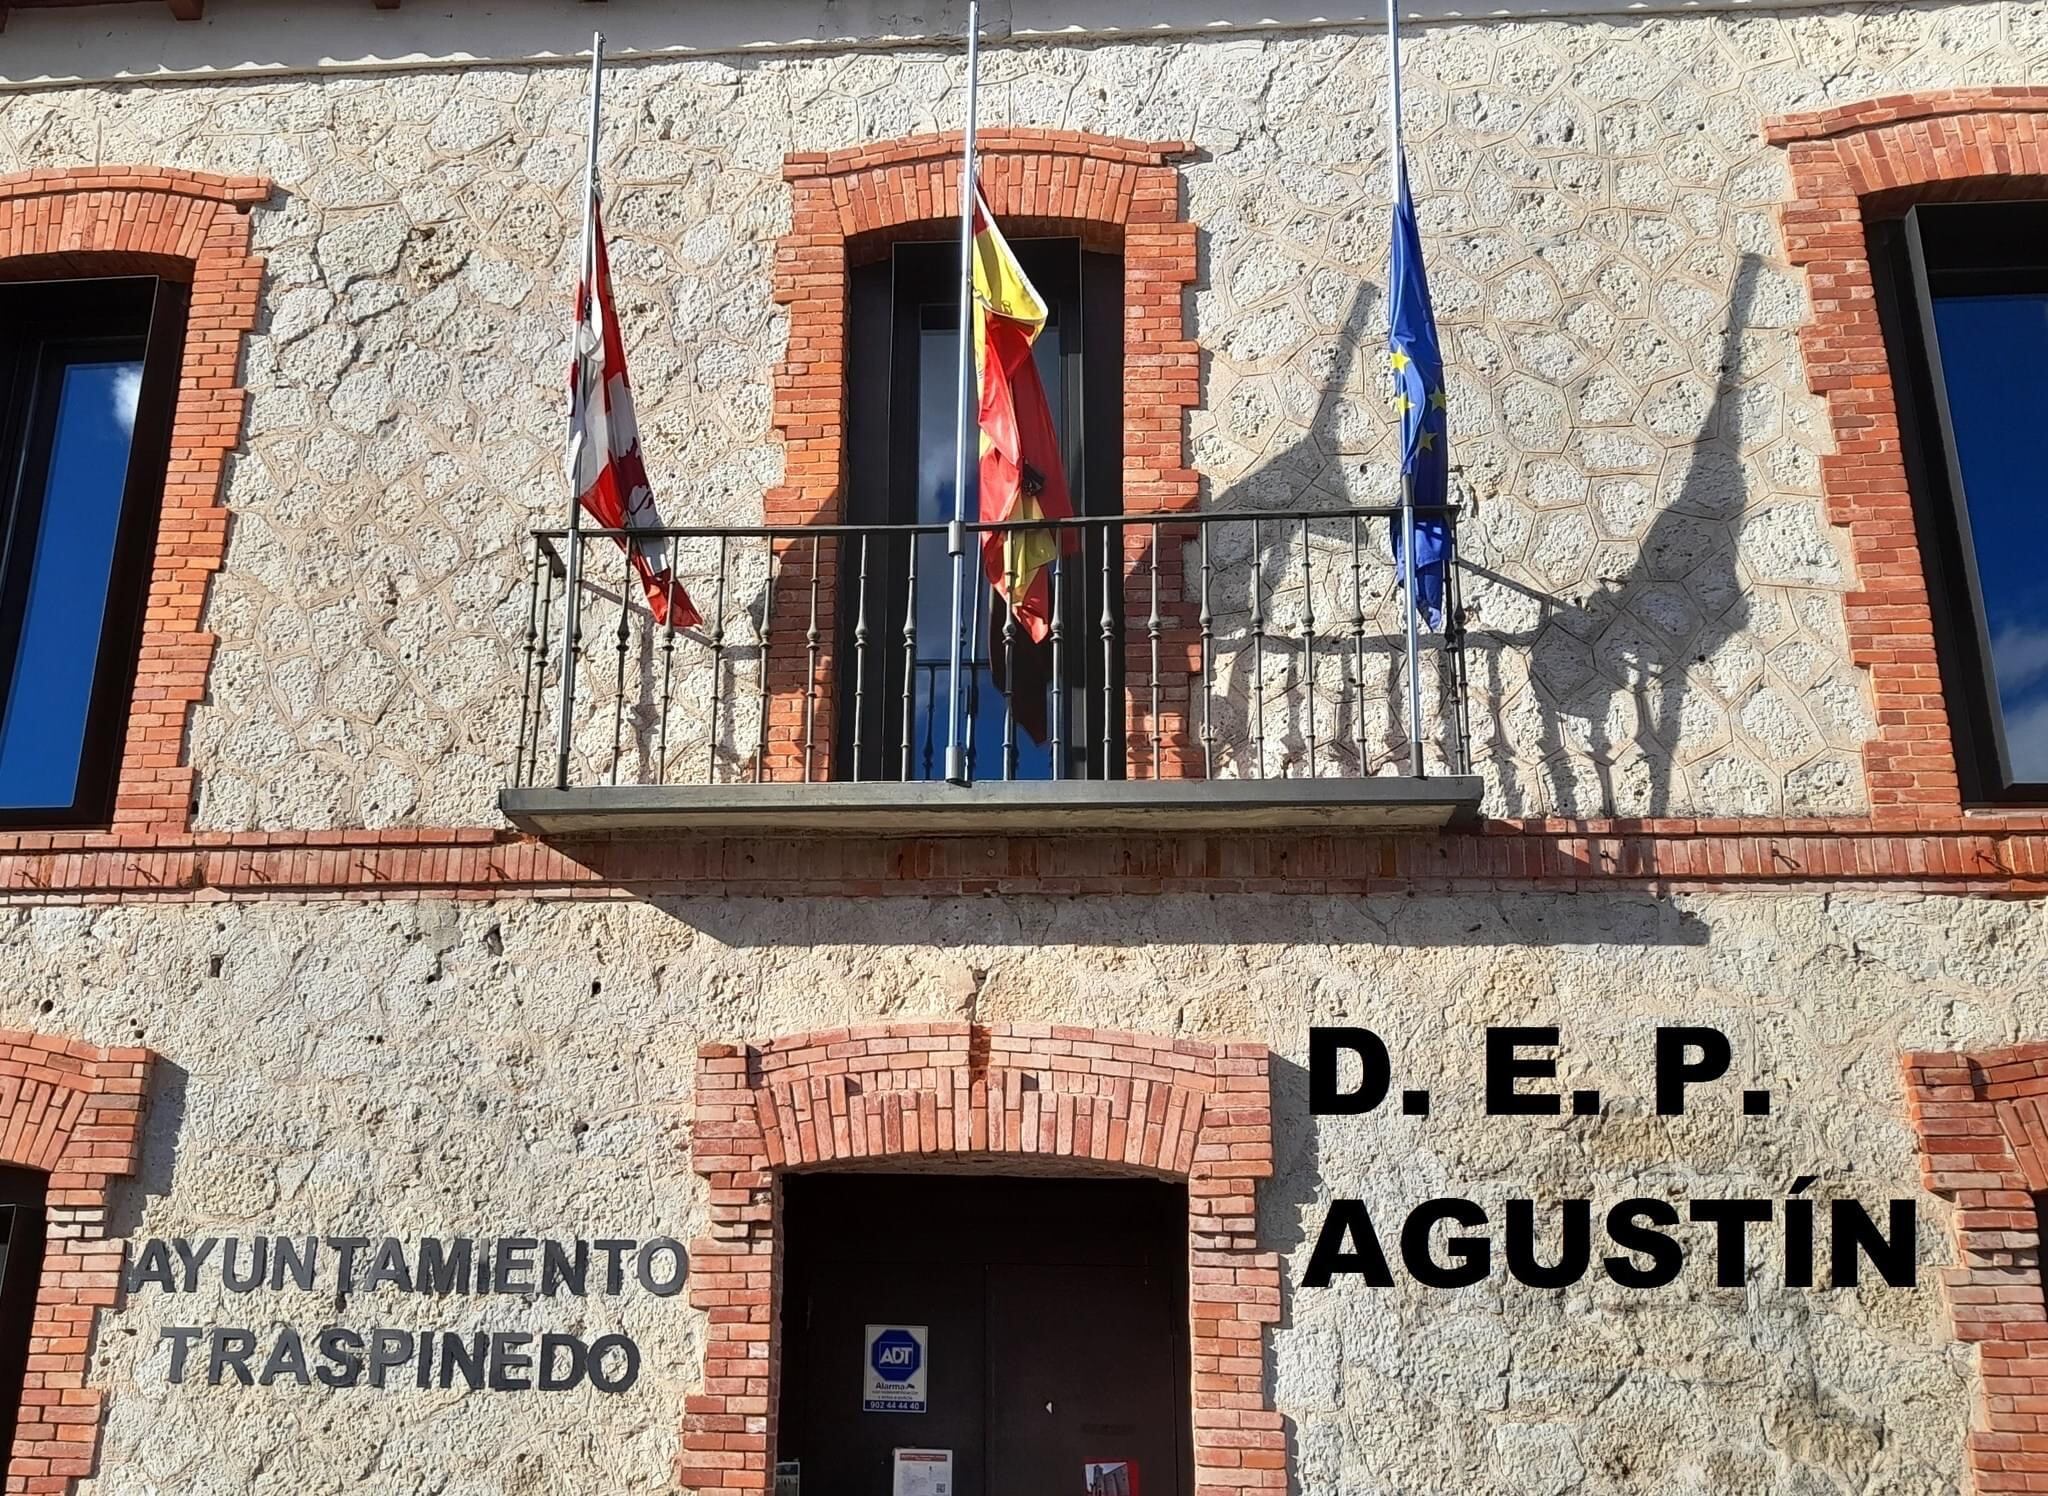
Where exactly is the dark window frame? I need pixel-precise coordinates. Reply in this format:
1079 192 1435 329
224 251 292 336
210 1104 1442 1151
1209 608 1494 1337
1871 201 2048 805
837 236 1125 782
0 275 188 828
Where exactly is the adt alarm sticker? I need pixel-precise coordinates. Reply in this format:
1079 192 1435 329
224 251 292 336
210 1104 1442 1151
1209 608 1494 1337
864 1325 928 1413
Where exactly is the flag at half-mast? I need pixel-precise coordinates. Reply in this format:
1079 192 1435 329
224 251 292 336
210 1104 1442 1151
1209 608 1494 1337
973 183 1077 647
566 196 698 628
1387 159 1450 631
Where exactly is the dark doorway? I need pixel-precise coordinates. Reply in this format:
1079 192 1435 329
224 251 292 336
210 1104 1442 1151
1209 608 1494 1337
778 1173 1191 1496
0 1167 45 1461
838 238 1125 783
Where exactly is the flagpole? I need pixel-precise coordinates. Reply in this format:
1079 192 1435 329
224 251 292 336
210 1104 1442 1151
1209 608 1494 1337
943 0 981 786
556 31 605 789
1389 0 1424 778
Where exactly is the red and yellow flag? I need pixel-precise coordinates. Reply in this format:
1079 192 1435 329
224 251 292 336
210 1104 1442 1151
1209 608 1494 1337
972 185 1076 647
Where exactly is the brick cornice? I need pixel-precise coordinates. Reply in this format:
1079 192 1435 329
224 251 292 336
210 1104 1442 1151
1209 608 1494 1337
683 1023 1278 1496
1769 97 2048 824
0 164 269 836
3 819 2048 899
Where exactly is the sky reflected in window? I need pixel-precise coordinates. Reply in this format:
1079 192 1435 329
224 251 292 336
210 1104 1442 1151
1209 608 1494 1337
1931 293 2048 783
0 357 142 809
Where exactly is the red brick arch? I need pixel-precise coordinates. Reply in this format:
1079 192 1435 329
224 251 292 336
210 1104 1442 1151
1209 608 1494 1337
1769 93 2048 824
0 167 268 833
0 1031 153 1494
763 130 1200 782
684 1022 1280 1494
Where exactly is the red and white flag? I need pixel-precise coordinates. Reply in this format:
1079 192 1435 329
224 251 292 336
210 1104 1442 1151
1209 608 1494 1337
566 197 698 627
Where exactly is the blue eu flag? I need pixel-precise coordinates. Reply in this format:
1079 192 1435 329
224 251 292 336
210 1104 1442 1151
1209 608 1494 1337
1387 160 1450 631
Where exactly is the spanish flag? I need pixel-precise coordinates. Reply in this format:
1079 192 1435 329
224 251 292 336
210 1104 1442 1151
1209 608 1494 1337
972 185 1077 651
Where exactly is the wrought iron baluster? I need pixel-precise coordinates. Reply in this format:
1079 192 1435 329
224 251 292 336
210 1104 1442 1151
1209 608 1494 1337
1148 520 1162 780
1198 522 1214 780
1251 517 1266 780
963 571 982 781
705 535 729 784
803 534 821 784
1445 503 1475 777
851 532 871 782
517 543 544 789
531 554 557 789
1100 521 1116 780
755 542 776 783
658 571 678 786
1001 594 1017 782
1049 556 1065 781
900 537 919 783
1300 515 1318 778
921 663 938 780
553 526 584 790
1351 515 1367 777
610 541 631 786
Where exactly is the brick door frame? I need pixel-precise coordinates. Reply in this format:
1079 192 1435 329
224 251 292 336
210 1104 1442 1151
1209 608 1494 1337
1903 1041 2048 1494
1769 92 2048 824
764 131 1201 782
0 1031 153 1495
0 167 268 834
683 1023 1281 1494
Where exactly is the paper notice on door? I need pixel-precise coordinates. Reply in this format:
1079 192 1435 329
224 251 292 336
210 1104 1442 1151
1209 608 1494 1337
891 1448 953 1496
1084 1460 1138 1496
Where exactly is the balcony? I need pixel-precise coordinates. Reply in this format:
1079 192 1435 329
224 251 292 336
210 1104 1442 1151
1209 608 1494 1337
499 507 1482 836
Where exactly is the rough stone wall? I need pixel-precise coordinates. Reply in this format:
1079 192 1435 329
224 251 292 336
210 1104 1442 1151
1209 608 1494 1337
1 885 2037 1492
1 8 2036 825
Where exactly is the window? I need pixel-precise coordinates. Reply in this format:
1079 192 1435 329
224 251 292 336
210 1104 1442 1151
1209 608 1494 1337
838 238 1123 782
1873 203 2048 803
0 1166 45 1463
0 277 187 825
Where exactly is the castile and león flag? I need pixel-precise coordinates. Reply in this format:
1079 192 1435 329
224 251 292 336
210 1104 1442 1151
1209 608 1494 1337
563 37 696 632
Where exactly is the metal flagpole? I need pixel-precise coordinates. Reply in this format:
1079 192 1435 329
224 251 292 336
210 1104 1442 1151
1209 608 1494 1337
943 0 982 786
1389 0 1424 778
555 31 605 789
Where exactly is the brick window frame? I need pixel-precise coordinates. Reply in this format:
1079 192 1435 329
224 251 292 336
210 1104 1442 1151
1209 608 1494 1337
1769 92 2048 823
0 1032 152 1495
0 167 267 834
765 131 1199 782
684 1023 1280 1494
1903 1040 2048 1494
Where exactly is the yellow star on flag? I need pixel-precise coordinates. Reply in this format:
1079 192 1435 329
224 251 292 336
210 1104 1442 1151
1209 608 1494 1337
1394 393 1414 414
1389 350 1411 373
1418 430 1437 451
1429 387 1447 411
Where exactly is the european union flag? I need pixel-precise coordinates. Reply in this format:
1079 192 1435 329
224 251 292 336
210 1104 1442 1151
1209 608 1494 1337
1387 160 1450 631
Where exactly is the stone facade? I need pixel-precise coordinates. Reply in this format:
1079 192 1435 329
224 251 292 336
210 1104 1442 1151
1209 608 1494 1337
0 886 2033 1493
12 5 2045 825
1 3 2046 1494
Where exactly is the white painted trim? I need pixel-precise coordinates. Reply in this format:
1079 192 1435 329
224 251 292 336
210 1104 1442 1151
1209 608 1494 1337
3 0 1845 90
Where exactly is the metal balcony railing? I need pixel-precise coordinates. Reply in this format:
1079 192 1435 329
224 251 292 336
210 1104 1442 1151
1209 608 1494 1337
503 506 1480 833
